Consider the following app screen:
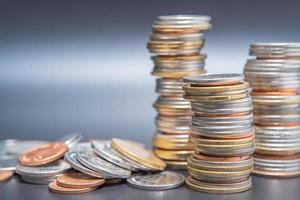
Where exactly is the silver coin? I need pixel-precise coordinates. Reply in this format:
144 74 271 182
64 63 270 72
6 140 48 155
58 132 82 148
91 140 138 171
0 139 18 154
77 150 131 179
0 155 18 171
127 171 185 190
16 159 71 178
183 73 243 85
64 151 108 178
20 174 63 185
68 142 92 152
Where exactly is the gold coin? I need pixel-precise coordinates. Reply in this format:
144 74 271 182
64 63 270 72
0 171 14 182
48 181 97 194
152 54 206 62
187 165 252 177
255 146 300 155
185 176 252 194
111 138 166 171
153 139 191 150
154 149 193 161
152 70 206 78
183 82 249 93
152 24 212 33
190 135 254 146
184 92 249 102
56 172 105 189
165 160 187 170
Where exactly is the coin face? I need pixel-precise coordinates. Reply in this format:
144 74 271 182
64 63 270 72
127 171 185 190
56 172 105 189
111 138 166 171
19 143 68 166
49 181 98 194
0 155 18 171
0 171 14 182
16 159 71 178
76 150 131 179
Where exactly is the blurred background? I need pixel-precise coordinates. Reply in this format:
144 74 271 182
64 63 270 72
0 0 299 145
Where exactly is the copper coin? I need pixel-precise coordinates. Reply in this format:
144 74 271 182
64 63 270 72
56 172 105 189
254 154 300 160
252 88 297 93
49 181 97 194
194 112 250 118
193 153 251 162
251 91 297 96
105 178 124 185
0 171 14 182
19 143 68 166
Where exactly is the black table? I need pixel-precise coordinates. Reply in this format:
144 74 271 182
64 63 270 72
0 175 299 200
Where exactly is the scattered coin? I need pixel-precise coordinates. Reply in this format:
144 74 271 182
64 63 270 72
127 171 185 190
49 181 98 194
0 171 14 183
56 172 105 189
19 142 68 166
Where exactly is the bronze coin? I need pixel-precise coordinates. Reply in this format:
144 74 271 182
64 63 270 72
105 178 124 185
252 88 297 93
56 172 105 189
251 91 297 96
19 142 68 166
49 181 97 194
0 171 14 182
193 153 251 162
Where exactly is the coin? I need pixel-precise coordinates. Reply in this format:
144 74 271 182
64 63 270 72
5 140 48 155
19 142 68 166
127 171 185 190
154 149 193 161
183 73 243 86
111 138 166 171
76 150 131 179
58 132 82 148
64 151 106 178
49 181 97 194
0 155 18 171
0 171 14 182
91 140 138 171
16 159 71 178
56 172 105 189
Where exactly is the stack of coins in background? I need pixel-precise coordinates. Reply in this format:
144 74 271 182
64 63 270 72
245 43 300 177
147 15 212 169
183 73 255 193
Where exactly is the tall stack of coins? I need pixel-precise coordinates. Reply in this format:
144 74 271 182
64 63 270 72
245 43 300 177
183 73 255 193
147 15 212 168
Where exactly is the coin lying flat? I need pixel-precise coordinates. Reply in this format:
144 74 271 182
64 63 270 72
0 171 14 182
19 143 68 166
49 181 98 194
0 155 18 171
56 172 105 189
111 138 166 171
127 171 185 190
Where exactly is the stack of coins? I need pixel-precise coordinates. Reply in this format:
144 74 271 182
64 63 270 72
148 15 212 168
245 43 300 177
183 73 255 193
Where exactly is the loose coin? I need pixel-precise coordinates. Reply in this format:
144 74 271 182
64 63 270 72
49 181 97 194
127 171 185 190
111 138 166 171
0 171 14 182
19 143 68 166
56 172 105 189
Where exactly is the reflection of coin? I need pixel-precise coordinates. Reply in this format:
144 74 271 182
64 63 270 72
0 155 18 171
0 171 14 182
127 171 185 190
56 172 105 189
49 181 97 194
111 138 166 171
19 143 68 166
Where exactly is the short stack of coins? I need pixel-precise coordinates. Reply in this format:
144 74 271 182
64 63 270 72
245 43 300 177
147 15 212 169
182 73 255 193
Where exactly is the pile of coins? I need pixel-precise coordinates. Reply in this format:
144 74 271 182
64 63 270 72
147 15 212 168
182 73 255 193
245 43 300 177
0 133 189 194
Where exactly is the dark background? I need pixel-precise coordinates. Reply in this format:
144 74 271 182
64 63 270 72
1 0 300 145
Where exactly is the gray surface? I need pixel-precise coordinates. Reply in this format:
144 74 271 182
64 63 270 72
0 175 299 200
